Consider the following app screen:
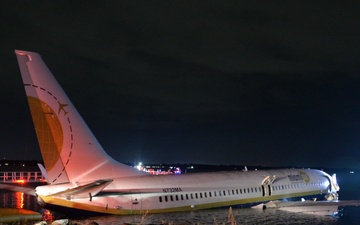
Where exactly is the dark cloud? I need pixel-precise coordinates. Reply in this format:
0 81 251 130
1 1 360 168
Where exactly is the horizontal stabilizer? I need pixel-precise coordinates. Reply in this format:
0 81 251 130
50 179 113 199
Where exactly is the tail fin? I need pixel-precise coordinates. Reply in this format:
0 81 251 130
15 50 146 184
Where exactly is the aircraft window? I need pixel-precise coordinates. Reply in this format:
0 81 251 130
204 192 207 198
159 196 162 202
281 185 284 190
228 190 231 195
251 188 254 193
200 193 203 198
165 196 168 202
236 189 239 194
223 190 226 196
191 193 194 199
186 194 189 200
244 189 246 193
247 188 250 193
255 188 257 193
219 191 222 196
195 193 198 199
209 192 212 197
170 195 174 201
240 189 242 194
181 195 184 200
175 195 179 201
214 191 217 197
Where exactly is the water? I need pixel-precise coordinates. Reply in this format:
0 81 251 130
1 169 360 224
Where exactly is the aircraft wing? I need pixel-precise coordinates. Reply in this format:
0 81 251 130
49 179 113 199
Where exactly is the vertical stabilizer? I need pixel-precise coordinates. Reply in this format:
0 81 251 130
15 50 146 184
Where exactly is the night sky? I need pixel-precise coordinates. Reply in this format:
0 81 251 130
1 1 360 169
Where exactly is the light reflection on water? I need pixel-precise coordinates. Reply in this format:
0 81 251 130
0 191 56 223
0 191 39 211
15 191 24 209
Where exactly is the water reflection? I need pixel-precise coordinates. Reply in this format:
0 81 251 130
0 190 40 211
15 191 24 208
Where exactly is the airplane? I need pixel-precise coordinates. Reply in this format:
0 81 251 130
14 50 340 215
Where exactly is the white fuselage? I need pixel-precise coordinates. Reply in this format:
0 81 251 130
35 168 332 215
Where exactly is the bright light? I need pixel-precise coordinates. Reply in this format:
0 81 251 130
15 179 26 184
136 162 143 171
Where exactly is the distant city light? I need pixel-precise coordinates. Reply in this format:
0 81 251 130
134 163 182 175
